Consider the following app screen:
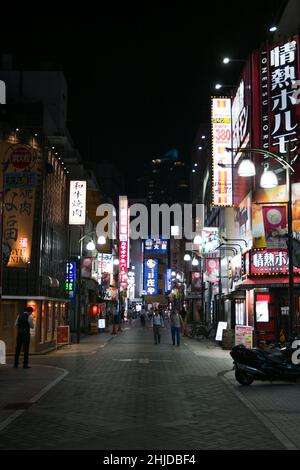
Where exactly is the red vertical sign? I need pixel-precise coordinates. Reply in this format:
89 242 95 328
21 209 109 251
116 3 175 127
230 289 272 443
119 196 128 288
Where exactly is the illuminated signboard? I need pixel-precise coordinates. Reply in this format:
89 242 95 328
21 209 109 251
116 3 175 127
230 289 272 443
250 249 300 275
98 253 114 274
256 294 270 322
211 98 233 206
69 181 87 225
65 262 76 298
119 196 129 288
144 238 168 254
165 268 172 293
256 38 300 185
269 39 299 156
200 227 220 253
4 172 37 189
2 143 40 267
205 258 219 283
144 258 158 295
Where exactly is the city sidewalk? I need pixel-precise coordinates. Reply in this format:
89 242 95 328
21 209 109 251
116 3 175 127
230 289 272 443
184 336 300 450
0 325 125 433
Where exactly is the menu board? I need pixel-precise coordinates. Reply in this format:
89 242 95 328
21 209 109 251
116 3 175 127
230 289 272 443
235 325 253 349
56 325 70 345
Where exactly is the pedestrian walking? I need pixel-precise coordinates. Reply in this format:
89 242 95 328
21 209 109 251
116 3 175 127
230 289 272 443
140 306 146 327
170 308 184 347
14 306 34 368
152 309 164 344
111 305 119 334
180 305 188 336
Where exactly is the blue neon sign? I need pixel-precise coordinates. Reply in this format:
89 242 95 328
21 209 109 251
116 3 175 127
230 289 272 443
143 258 158 296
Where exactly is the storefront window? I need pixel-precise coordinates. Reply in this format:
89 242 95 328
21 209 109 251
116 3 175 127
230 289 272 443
255 294 270 323
54 303 59 339
41 302 45 343
47 302 53 341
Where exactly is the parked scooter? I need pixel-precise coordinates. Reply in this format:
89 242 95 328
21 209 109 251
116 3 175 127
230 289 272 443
230 339 300 386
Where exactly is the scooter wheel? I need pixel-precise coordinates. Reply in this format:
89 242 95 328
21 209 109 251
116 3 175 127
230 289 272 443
235 368 254 386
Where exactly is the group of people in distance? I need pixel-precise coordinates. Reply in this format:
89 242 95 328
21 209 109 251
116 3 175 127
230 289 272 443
139 305 187 347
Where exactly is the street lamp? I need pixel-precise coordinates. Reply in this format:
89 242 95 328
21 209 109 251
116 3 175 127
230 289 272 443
193 234 202 245
76 231 105 342
222 57 246 64
227 146 296 336
214 84 236 90
86 240 96 251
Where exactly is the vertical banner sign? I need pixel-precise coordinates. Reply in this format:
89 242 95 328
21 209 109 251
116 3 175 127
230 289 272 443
191 272 202 291
165 268 172 293
211 98 232 206
81 257 94 278
206 258 219 283
260 48 269 151
97 253 113 285
65 262 76 298
2 144 40 267
259 37 300 164
269 38 299 157
262 206 287 249
144 259 158 295
119 196 128 288
69 181 87 225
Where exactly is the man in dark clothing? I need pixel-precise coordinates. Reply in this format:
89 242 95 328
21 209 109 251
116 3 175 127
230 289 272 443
14 306 34 369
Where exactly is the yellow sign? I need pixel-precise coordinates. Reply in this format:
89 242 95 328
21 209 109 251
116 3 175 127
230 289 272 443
1 143 41 267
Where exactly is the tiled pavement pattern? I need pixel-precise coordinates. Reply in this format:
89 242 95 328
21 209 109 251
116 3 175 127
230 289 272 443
184 339 300 450
0 323 298 450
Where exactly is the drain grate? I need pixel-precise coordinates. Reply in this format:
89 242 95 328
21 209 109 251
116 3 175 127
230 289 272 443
3 402 33 410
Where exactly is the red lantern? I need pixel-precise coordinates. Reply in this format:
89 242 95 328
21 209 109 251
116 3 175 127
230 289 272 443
91 305 98 316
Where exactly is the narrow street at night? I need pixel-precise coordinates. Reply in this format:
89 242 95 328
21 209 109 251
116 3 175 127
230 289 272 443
1 0 300 460
0 322 299 451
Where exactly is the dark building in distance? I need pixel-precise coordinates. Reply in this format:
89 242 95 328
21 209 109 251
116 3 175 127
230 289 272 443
137 151 190 206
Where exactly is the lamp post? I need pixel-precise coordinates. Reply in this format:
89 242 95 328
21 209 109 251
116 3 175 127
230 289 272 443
76 232 106 343
77 227 83 344
227 146 296 337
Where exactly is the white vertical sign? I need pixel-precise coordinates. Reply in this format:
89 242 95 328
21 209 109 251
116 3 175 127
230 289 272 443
69 181 87 225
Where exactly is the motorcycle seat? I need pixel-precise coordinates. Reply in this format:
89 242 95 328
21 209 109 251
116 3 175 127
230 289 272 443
262 350 286 363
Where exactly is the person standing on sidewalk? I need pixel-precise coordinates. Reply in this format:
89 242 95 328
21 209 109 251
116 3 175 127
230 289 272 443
170 308 184 347
152 309 164 344
14 306 34 369
140 306 146 327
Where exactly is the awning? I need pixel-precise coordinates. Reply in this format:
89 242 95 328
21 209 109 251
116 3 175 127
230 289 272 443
236 276 300 289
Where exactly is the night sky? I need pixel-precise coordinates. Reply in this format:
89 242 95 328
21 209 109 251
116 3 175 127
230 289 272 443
0 2 286 195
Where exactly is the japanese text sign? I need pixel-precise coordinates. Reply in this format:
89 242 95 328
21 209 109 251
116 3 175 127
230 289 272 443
69 181 86 225
144 258 158 296
211 98 233 206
